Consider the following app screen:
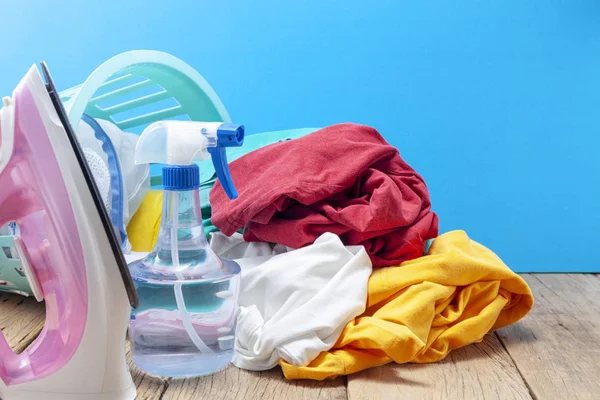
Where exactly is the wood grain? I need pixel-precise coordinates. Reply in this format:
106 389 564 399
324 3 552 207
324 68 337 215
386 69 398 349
125 342 170 400
497 274 600 400
3 274 600 400
162 366 347 400
0 293 45 353
347 333 532 400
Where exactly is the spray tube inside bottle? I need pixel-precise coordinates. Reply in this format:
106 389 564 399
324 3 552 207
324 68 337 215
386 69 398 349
133 121 244 358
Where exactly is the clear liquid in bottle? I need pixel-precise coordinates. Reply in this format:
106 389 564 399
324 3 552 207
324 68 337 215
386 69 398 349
128 189 241 377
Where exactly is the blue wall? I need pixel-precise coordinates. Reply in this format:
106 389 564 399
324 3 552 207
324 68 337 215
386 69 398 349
1 1 599 272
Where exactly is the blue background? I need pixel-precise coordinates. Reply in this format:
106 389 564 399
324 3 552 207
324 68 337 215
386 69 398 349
1 1 599 272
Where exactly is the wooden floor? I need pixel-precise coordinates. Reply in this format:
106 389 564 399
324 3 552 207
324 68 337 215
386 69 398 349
2 274 599 399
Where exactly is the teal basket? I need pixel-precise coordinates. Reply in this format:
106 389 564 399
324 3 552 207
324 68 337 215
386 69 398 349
0 50 231 296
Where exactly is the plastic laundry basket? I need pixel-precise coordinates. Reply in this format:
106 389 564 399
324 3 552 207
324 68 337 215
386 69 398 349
0 50 231 295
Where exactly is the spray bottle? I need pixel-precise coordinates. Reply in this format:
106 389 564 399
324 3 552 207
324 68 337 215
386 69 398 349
128 121 244 378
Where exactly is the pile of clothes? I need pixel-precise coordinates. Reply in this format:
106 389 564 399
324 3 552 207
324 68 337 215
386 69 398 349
128 123 533 380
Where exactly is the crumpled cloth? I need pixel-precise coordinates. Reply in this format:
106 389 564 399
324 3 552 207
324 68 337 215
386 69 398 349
199 128 318 235
209 232 372 371
280 230 534 380
211 123 438 266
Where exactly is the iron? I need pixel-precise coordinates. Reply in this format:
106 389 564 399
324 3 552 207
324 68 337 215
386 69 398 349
0 63 138 399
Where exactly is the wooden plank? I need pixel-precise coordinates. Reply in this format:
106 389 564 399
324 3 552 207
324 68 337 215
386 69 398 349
125 342 170 400
0 293 45 353
162 366 347 400
347 334 532 400
7 274 600 400
497 274 600 400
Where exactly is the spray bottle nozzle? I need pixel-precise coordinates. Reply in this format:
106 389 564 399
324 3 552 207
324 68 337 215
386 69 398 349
134 121 245 199
216 123 244 147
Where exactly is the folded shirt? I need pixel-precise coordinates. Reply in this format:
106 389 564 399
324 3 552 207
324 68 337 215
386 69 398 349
210 123 438 267
280 230 534 380
209 232 373 371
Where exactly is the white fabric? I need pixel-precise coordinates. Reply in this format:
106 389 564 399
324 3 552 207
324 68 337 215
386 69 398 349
209 232 372 371
124 251 149 265
77 118 150 226
208 231 290 259
97 119 150 225
82 147 111 211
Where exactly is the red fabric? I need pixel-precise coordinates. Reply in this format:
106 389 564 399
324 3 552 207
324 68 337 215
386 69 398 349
210 123 438 267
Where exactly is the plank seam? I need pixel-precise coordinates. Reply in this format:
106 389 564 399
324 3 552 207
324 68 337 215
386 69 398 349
495 332 537 400
344 375 349 400
158 377 171 399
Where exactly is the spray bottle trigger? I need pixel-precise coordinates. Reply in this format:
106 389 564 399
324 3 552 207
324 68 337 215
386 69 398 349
207 124 245 200
208 146 238 199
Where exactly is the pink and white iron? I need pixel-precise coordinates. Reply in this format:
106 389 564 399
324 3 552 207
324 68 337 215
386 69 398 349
0 63 138 399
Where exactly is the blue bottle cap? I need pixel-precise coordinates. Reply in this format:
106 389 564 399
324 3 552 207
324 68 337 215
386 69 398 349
163 165 200 191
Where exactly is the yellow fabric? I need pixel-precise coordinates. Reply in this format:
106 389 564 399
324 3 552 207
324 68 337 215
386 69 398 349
280 230 534 380
126 190 163 252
